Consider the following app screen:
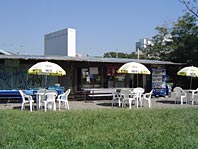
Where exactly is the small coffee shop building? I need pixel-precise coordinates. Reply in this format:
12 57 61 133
0 53 182 100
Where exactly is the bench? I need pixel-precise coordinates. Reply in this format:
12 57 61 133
86 88 114 100
0 90 22 103
0 89 38 103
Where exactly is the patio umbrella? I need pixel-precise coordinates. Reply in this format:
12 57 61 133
117 62 150 87
117 62 150 74
28 61 66 87
177 66 198 89
28 61 66 76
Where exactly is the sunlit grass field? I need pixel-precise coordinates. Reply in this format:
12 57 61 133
1 108 198 148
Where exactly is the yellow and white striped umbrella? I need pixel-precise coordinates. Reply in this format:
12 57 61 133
177 66 198 89
28 61 66 76
117 62 150 75
177 66 198 77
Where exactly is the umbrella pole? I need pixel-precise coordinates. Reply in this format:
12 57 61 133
42 76 44 88
26 74 29 88
190 77 192 89
45 75 47 88
131 74 134 88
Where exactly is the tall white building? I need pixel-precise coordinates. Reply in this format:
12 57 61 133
136 38 153 51
44 28 76 57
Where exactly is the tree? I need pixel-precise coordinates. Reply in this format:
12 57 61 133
179 0 198 18
146 26 173 60
170 13 198 65
148 13 198 66
103 51 141 59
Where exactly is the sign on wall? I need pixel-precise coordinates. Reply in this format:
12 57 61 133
89 67 98 74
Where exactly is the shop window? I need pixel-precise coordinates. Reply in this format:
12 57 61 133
107 66 126 88
81 67 101 88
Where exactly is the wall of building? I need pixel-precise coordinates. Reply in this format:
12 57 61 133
136 38 153 51
0 60 58 90
67 28 76 57
0 58 175 99
44 28 76 57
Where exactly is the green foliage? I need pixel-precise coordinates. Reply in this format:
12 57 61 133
103 13 198 65
103 51 145 59
1 108 198 148
104 51 134 58
149 13 198 65
148 26 173 60
170 13 198 65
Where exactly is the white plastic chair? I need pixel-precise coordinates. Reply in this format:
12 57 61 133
142 89 153 108
190 88 198 105
57 89 71 110
111 89 121 107
173 87 187 105
133 87 145 108
121 89 136 109
19 90 34 112
36 89 47 110
43 92 57 112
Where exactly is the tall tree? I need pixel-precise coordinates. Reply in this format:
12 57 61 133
146 25 173 60
170 13 198 65
148 13 198 66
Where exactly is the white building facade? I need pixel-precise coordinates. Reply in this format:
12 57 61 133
136 38 153 51
44 28 76 57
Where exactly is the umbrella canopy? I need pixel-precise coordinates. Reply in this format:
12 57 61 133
28 61 66 76
117 62 150 87
117 62 151 75
177 66 198 89
177 66 198 77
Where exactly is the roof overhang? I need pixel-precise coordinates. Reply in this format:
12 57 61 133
0 55 185 65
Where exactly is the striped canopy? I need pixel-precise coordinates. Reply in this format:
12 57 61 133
28 61 66 76
117 62 150 75
177 66 198 77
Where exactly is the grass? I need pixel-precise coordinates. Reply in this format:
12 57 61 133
1 108 198 148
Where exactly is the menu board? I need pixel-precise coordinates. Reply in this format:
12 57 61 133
152 69 166 96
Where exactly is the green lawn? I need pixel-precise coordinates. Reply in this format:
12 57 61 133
1 108 198 148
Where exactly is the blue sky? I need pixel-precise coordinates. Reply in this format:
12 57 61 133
0 0 186 56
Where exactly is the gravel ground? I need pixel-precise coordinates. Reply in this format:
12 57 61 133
1 93 198 111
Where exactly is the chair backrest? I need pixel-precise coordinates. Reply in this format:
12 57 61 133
65 89 71 96
133 87 145 98
112 89 121 99
19 90 33 102
174 87 185 97
37 89 47 100
46 90 58 94
61 89 71 100
19 90 25 102
37 89 47 93
120 89 132 99
149 89 154 95
145 89 154 98
115 89 121 93
192 88 198 96
133 87 145 93
45 92 57 102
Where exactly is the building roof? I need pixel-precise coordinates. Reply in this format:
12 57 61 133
0 54 183 65
0 49 14 55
